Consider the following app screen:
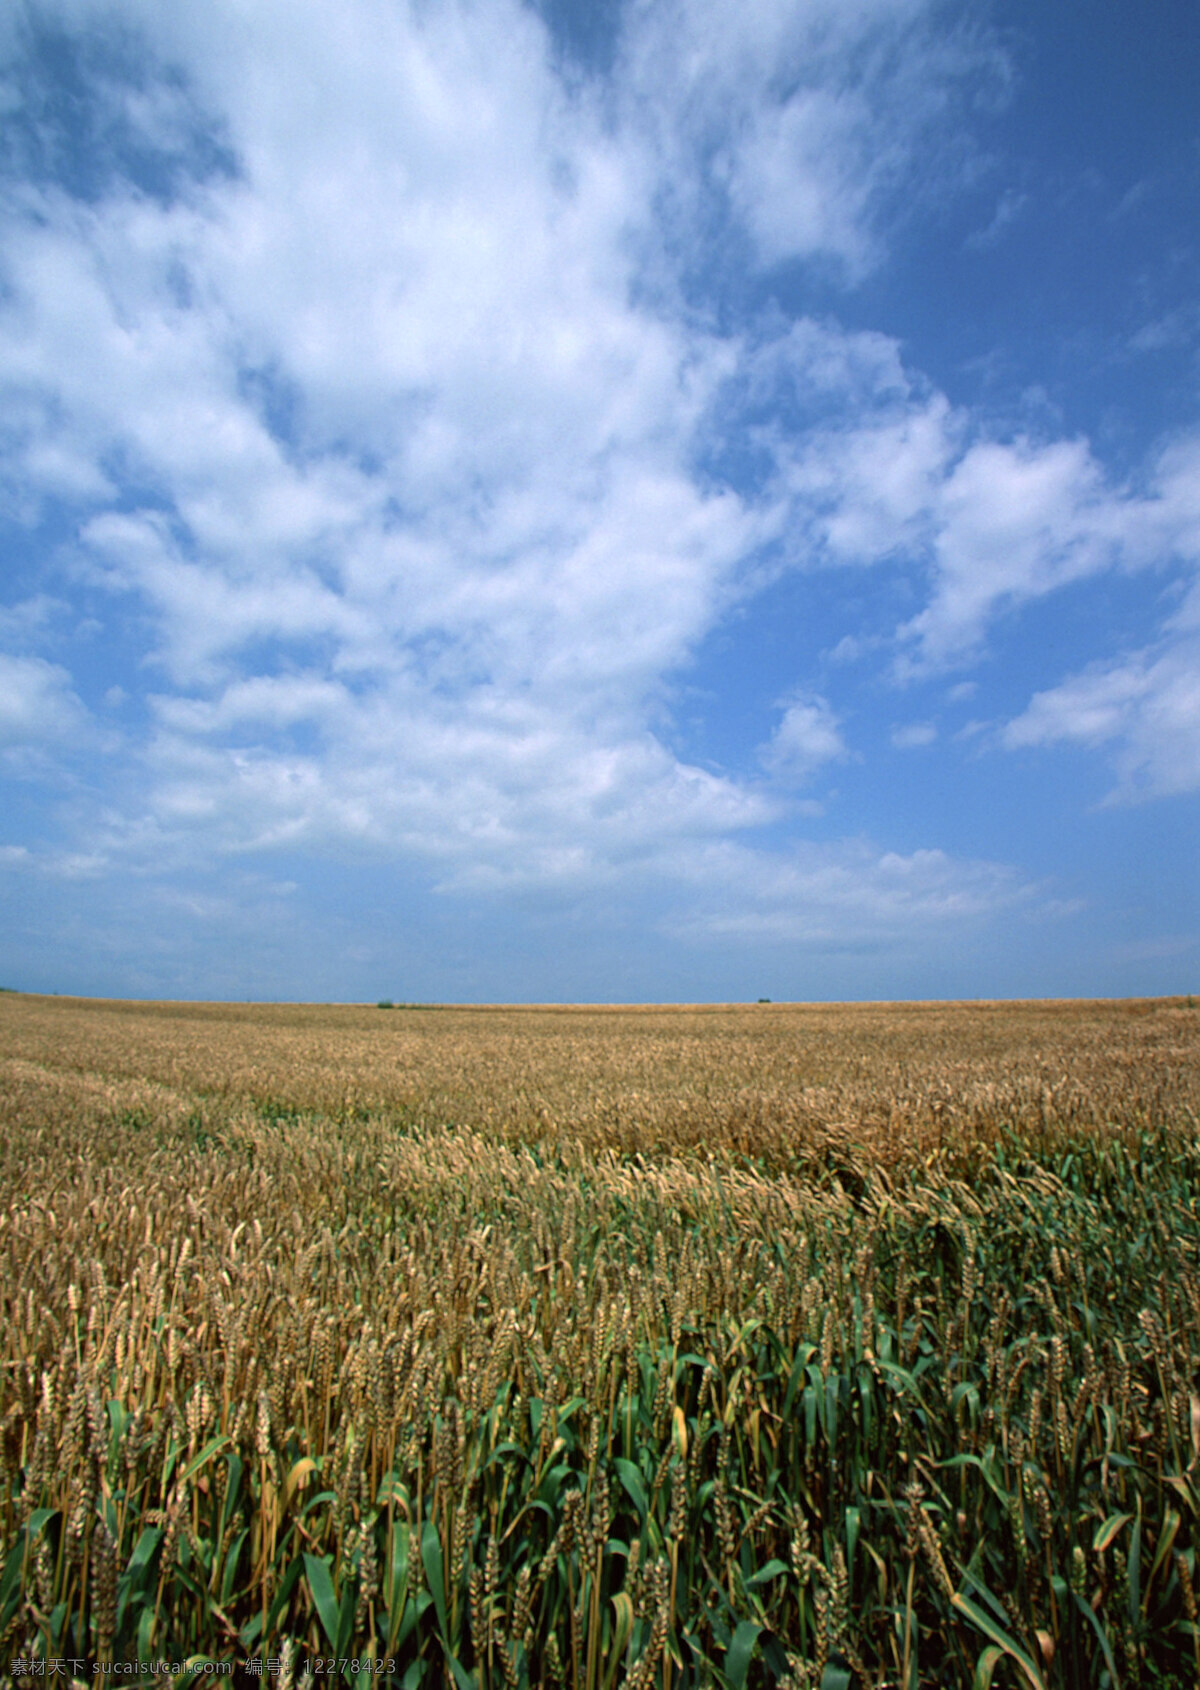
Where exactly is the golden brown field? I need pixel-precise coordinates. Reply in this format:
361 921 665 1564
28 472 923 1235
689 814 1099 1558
2 993 1199 1689
4 992 1197 1173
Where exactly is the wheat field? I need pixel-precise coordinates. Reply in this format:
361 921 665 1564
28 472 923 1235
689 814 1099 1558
2 993 1199 1688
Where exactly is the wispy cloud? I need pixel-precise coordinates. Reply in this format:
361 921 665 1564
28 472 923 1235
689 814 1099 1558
891 721 936 749
965 187 1027 250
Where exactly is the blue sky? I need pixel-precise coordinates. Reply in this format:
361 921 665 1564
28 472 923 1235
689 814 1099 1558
1 0 1198 1002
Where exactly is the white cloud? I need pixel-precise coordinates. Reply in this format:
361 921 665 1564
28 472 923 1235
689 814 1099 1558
2 0 878 889
0 0 1132 971
760 695 845 782
787 390 957 565
0 596 67 641
0 654 87 751
666 837 1031 945
901 436 1134 667
1004 636 1200 801
732 325 1200 683
729 86 885 278
123 704 777 884
885 427 1200 672
995 435 1200 798
620 0 1003 280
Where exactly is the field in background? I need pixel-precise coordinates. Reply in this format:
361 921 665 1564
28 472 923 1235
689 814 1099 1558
2 994 1199 1687
4 994 1197 1176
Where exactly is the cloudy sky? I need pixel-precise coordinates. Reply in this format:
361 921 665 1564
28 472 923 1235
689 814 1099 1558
1 0 1198 1002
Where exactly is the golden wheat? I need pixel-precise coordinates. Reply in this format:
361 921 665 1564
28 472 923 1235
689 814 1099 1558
0 992 1198 1687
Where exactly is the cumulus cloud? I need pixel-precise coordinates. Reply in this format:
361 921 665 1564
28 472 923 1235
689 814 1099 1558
1004 636 1200 800
760 695 845 782
707 315 1197 704
730 325 1200 682
0 0 779 877
2 0 970 885
995 435 1200 797
911 430 1200 674
900 437 1140 668
2 0 1166 978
